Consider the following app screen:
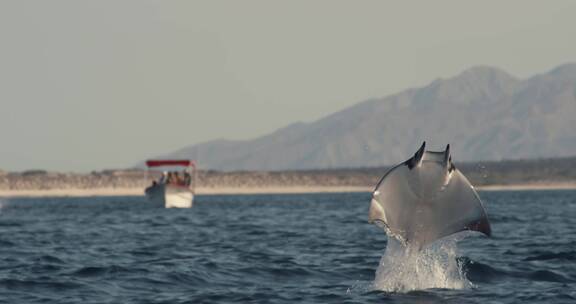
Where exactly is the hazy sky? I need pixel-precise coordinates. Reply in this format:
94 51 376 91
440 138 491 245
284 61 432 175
1 1 576 172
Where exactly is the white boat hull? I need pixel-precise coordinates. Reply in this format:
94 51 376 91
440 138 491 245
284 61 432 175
145 184 194 208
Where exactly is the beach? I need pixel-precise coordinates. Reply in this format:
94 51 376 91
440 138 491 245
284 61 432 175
1 182 575 198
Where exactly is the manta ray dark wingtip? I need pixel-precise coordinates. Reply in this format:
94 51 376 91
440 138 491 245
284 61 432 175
466 217 492 237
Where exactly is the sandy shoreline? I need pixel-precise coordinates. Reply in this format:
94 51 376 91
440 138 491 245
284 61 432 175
476 182 576 191
0 186 371 198
0 183 575 198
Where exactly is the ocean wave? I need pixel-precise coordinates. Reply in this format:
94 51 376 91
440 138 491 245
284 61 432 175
524 251 576 261
458 257 508 283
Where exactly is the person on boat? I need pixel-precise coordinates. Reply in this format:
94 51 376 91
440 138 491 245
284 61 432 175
159 171 168 184
176 172 184 186
173 172 179 185
183 171 192 186
170 171 183 185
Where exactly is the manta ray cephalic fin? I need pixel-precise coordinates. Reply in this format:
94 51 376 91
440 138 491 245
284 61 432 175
404 141 426 170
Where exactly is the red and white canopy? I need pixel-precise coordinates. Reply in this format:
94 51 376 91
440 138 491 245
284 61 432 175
145 160 195 167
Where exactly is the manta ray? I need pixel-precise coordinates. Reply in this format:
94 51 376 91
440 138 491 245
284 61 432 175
369 142 491 248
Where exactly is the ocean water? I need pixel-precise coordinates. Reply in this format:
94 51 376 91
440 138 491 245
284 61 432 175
0 190 575 303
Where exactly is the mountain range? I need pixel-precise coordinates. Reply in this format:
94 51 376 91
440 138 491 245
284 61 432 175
158 63 576 171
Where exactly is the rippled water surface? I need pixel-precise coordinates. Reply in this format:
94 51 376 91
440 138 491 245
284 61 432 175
0 190 575 303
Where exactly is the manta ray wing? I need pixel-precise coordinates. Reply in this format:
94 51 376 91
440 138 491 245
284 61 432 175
369 142 491 247
429 169 491 239
368 164 421 242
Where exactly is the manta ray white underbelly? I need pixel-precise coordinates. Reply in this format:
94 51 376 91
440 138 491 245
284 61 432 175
369 142 491 248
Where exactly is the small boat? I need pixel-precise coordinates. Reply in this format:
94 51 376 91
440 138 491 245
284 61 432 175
144 159 197 208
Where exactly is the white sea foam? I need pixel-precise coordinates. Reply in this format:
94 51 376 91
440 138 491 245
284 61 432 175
371 234 473 292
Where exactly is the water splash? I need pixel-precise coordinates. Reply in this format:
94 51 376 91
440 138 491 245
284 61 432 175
371 234 473 292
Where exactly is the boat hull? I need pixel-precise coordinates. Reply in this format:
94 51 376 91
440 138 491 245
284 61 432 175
145 184 194 208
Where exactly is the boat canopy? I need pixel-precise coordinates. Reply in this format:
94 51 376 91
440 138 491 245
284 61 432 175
146 160 195 167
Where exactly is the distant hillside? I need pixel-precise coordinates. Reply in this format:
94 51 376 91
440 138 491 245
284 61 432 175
158 64 576 171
